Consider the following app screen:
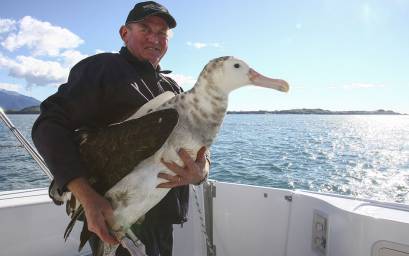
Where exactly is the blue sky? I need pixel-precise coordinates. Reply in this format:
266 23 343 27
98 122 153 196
1 0 408 113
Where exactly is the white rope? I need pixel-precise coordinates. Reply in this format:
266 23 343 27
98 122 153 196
192 185 215 255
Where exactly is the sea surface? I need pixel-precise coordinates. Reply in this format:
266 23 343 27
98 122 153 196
1 114 409 203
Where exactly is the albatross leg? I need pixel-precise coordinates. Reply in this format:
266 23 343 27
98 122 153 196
120 235 147 256
126 229 142 245
102 243 119 256
100 232 146 256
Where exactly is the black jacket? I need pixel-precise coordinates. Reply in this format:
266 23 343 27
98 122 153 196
32 47 189 224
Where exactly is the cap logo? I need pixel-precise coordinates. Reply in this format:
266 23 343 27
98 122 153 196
143 4 166 12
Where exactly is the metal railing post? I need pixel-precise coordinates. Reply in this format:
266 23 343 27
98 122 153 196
0 107 53 180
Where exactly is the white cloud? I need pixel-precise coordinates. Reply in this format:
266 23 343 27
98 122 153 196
187 41 206 49
0 16 88 88
209 43 221 48
1 16 83 56
167 29 174 39
187 41 222 49
167 73 196 88
95 49 118 54
95 49 106 54
0 18 16 33
0 53 68 86
0 82 20 91
60 50 88 67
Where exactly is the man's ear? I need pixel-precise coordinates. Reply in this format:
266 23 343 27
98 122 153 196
119 25 128 43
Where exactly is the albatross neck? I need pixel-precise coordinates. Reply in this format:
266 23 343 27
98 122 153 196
188 76 229 118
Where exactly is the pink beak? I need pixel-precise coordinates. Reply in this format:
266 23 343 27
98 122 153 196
248 68 289 92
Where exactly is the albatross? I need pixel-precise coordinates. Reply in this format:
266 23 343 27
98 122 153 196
63 56 289 256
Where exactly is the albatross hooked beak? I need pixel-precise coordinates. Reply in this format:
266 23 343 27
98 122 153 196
248 68 289 92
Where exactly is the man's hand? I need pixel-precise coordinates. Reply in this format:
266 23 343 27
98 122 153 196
157 146 209 188
67 177 118 245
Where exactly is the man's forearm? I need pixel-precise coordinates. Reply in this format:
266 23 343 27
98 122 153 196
67 177 100 207
67 177 118 245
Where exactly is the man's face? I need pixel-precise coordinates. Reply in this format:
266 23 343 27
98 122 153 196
120 15 169 67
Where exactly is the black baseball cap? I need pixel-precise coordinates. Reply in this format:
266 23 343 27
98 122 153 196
125 1 176 29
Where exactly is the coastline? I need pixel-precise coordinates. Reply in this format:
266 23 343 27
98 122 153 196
227 109 406 115
4 106 406 115
4 106 40 115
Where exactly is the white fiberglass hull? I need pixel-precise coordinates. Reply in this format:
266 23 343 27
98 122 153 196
1 181 409 256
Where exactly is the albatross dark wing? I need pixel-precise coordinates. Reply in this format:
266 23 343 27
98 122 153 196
63 108 178 248
80 108 179 195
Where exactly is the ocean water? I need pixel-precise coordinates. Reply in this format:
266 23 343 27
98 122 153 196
1 114 409 203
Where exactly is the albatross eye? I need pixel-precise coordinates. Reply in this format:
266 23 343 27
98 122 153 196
234 63 240 68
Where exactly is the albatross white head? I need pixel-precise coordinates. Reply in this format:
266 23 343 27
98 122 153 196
198 56 289 95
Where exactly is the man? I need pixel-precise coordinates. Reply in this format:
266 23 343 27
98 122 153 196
32 2 209 255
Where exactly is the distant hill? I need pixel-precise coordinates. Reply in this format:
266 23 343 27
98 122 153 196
228 108 406 115
0 89 41 111
5 105 41 114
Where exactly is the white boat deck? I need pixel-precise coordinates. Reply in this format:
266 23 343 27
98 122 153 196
1 181 409 256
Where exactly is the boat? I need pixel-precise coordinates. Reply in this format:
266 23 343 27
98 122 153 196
1 110 409 256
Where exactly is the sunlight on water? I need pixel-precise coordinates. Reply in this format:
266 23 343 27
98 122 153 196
322 116 409 203
212 115 409 203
